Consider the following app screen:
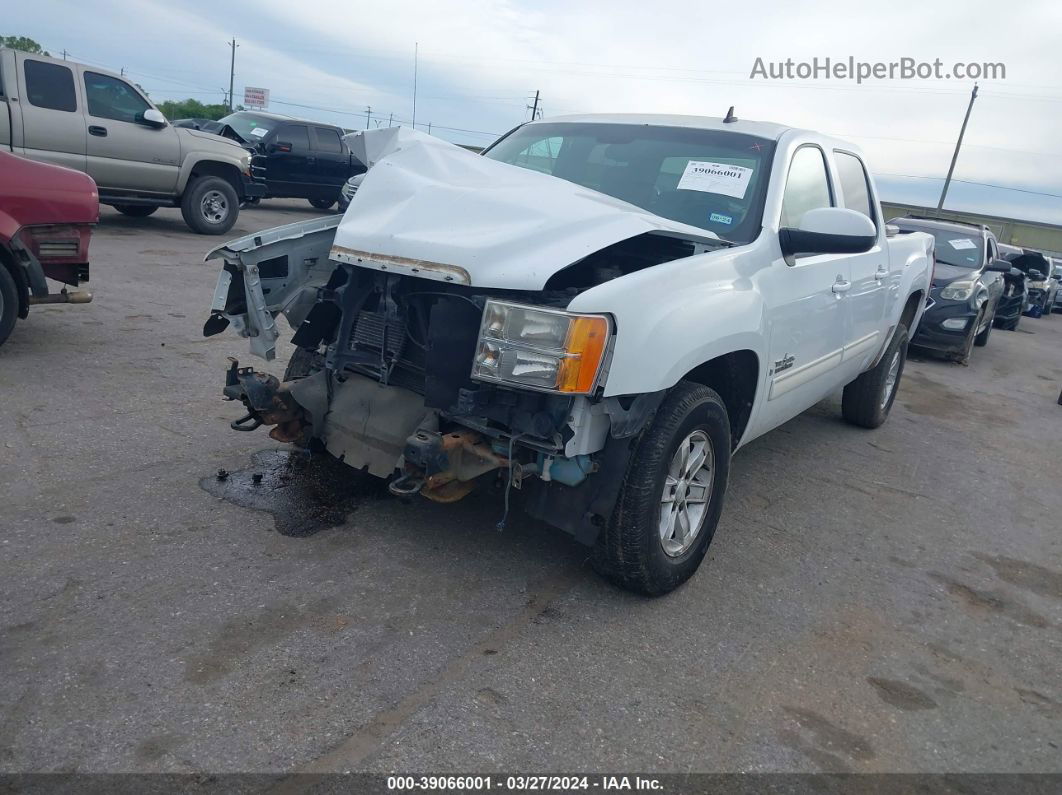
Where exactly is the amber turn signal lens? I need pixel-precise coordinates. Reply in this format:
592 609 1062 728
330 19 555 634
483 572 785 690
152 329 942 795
556 315 609 393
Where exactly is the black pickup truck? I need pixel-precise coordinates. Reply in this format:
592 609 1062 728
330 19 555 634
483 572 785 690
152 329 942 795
216 111 366 210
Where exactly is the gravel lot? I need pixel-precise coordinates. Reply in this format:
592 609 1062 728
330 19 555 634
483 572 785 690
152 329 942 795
2 200 1061 774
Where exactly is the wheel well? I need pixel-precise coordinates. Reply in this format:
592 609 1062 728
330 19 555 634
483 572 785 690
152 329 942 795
187 161 242 197
899 291 923 332
0 244 29 319
681 350 759 449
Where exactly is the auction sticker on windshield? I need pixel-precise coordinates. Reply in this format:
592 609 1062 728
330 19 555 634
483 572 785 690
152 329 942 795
678 161 753 198
949 238 977 250
250 127 269 137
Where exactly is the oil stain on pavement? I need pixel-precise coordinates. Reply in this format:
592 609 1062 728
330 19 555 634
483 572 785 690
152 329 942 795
199 449 388 536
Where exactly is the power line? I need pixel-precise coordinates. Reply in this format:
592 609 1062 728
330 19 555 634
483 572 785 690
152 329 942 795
878 173 1062 200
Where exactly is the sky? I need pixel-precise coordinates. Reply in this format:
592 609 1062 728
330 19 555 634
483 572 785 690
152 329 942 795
8 0 1062 224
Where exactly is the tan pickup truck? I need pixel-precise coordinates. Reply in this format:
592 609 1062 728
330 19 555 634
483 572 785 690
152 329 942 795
0 48 264 234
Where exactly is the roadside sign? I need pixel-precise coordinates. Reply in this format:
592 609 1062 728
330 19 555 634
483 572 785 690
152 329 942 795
243 87 269 109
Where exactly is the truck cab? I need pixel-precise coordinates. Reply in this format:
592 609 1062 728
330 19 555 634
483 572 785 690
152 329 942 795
0 48 262 234
217 111 366 209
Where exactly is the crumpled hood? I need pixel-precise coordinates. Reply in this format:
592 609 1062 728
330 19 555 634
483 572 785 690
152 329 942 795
331 127 720 290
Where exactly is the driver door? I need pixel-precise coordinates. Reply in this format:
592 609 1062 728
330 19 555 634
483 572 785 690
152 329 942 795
81 68 179 193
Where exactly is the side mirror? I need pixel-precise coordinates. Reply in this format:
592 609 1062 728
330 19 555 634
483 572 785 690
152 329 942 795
987 258 1012 273
1009 267 1025 278
270 141 293 153
1050 273 1061 281
139 108 167 128
1028 269 1045 280
779 207 876 258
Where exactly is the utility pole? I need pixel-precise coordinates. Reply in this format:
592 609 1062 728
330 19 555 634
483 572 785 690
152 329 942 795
411 42 419 129
937 83 978 211
529 90 540 120
227 38 238 112
365 106 372 129
62 49 67 60
388 112 394 127
427 122 432 135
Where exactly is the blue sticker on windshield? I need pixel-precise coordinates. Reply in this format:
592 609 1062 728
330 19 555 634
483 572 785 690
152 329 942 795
709 212 733 225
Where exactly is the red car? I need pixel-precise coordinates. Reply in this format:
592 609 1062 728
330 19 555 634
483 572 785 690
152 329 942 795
0 151 99 346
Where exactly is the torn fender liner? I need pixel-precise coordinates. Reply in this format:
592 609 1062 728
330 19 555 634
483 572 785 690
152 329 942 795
332 127 721 291
322 373 430 478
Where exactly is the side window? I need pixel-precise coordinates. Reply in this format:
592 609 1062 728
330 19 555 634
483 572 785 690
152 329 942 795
313 127 342 153
84 71 150 123
834 151 875 224
277 125 310 151
780 146 832 228
24 59 77 112
513 136 562 175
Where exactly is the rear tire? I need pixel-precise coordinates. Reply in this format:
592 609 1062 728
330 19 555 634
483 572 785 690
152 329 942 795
592 381 731 596
842 324 909 429
308 198 336 210
0 265 19 348
180 176 239 235
113 204 158 217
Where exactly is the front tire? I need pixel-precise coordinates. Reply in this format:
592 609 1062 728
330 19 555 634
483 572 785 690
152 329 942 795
592 382 731 596
308 198 336 210
112 204 158 217
842 324 909 429
0 265 19 348
180 176 239 235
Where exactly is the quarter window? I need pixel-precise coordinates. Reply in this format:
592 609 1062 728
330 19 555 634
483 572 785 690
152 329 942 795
834 151 875 224
780 147 832 228
24 59 77 112
84 72 151 123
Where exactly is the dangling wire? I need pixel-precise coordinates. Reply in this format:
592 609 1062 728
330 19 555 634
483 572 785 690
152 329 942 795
496 433 525 531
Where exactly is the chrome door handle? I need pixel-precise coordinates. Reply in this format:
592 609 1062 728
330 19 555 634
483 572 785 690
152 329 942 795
874 267 888 281
832 280 852 294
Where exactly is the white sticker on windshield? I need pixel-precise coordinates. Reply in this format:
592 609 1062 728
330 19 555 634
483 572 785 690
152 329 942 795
677 161 753 199
949 238 976 250
250 127 268 137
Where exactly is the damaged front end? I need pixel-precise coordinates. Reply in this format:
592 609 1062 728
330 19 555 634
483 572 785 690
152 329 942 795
202 127 717 543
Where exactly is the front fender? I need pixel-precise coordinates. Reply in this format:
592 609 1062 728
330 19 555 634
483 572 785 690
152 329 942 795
568 251 766 396
177 153 247 193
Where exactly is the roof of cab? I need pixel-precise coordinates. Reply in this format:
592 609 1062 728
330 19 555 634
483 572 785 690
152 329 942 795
537 113 797 141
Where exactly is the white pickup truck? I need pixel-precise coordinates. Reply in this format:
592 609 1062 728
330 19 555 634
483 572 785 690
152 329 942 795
205 115 933 594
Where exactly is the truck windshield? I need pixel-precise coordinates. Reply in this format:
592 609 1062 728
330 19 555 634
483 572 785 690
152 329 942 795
218 113 276 144
483 122 775 244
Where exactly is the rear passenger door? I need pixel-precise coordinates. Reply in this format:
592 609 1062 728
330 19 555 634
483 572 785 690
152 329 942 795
16 57 87 172
81 70 180 193
310 126 349 198
832 150 888 377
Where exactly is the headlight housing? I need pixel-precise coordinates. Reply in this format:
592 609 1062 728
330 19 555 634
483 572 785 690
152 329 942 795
471 300 611 394
939 281 975 301
1028 280 1048 289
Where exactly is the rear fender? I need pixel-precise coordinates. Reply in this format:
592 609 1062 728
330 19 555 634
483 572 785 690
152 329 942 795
202 216 343 361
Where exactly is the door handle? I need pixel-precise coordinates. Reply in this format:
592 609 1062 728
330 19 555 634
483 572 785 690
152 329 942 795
88 125 108 137
874 267 889 281
832 279 852 294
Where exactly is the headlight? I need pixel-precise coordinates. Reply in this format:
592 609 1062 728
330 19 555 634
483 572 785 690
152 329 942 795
939 281 975 301
472 300 611 394
1029 280 1048 289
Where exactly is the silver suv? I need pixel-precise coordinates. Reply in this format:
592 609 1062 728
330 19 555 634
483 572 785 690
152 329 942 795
0 48 264 234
